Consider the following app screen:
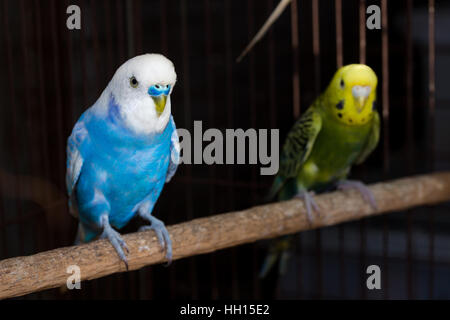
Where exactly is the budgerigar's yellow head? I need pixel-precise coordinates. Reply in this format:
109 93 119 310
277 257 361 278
324 64 377 126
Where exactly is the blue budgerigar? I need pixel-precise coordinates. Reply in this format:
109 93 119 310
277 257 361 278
66 54 180 268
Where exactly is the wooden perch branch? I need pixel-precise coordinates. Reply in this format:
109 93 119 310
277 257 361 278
1 172 450 299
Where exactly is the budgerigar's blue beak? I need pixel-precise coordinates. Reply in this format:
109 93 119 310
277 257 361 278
148 84 170 116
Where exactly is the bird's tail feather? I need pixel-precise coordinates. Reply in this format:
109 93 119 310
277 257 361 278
259 250 280 278
74 223 84 245
74 222 99 244
264 176 286 203
259 236 294 278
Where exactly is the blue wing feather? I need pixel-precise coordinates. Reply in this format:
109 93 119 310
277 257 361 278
66 112 89 215
165 116 179 183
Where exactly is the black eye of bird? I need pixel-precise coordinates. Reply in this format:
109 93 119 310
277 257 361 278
130 76 138 88
340 79 345 89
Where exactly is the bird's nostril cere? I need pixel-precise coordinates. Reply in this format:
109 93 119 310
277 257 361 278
149 84 171 97
352 85 371 98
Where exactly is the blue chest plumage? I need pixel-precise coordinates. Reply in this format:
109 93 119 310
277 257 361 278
75 99 174 230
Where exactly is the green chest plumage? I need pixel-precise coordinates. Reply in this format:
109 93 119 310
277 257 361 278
297 111 372 191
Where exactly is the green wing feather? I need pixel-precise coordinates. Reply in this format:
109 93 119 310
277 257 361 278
267 106 322 200
355 110 380 165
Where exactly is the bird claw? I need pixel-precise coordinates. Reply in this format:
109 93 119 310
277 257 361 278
100 224 129 269
337 179 378 210
139 216 173 265
294 190 320 224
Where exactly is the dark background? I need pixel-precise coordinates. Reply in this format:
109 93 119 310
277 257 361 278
0 0 449 299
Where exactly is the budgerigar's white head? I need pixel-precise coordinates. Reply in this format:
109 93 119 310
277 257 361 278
97 53 177 134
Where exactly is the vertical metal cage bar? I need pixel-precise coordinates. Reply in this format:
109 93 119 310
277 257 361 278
103 0 114 75
179 0 198 299
405 0 414 300
428 0 436 116
113 0 130 300
427 0 436 299
89 0 112 298
159 0 168 56
79 0 89 108
203 0 219 300
335 0 346 298
80 0 98 299
19 0 39 256
90 0 103 87
267 0 277 129
246 0 261 300
381 0 390 169
290 0 302 298
291 0 300 119
2 0 25 255
0 0 8 259
358 0 367 299
116 0 126 63
133 0 143 55
335 0 343 68
61 0 75 264
224 0 240 300
312 0 320 95
158 0 172 300
125 0 134 58
20 0 36 256
405 0 414 172
61 0 77 276
223 0 234 299
359 0 366 65
49 0 67 245
381 0 390 300
64 0 75 135
311 0 322 299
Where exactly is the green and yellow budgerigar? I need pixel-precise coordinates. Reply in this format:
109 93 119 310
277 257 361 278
260 64 380 277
